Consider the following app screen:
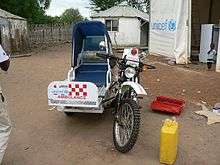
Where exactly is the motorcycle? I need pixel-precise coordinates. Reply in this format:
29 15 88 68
48 21 155 153
97 48 155 153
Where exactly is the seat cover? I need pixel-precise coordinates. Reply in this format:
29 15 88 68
75 64 108 87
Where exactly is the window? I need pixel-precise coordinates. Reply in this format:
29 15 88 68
84 36 105 51
81 36 107 63
105 19 119 31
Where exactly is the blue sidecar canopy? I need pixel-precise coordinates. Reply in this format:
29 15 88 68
72 21 110 67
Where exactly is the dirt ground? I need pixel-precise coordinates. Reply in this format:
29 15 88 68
1 44 220 165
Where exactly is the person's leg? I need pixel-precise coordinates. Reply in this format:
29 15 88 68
0 98 11 163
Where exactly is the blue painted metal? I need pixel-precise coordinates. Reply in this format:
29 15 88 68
71 21 111 67
75 64 108 87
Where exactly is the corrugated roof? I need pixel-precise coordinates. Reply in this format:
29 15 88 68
91 5 149 21
0 8 26 20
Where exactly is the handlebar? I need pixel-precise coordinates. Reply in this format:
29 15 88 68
96 52 117 60
96 53 156 70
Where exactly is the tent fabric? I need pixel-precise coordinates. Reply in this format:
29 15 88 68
71 21 110 67
149 0 189 64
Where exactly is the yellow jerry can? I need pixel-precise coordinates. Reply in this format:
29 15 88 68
160 119 178 165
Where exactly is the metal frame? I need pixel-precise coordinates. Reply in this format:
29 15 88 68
60 107 104 114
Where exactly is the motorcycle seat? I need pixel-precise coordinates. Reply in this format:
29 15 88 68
75 63 108 87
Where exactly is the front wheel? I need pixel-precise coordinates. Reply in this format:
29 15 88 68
113 99 140 153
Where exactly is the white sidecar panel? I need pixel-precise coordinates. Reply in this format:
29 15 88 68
48 81 99 108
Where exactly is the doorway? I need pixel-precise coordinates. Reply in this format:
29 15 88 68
140 22 149 47
191 0 220 62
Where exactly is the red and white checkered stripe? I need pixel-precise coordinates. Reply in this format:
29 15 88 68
68 84 87 97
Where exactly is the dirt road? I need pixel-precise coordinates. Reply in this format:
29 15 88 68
1 44 220 165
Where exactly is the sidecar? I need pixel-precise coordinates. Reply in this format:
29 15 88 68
48 21 113 114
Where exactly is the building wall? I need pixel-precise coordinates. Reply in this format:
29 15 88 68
28 23 72 47
92 17 141 46
0 18 10 53
9 19 29 53
0 17 29 54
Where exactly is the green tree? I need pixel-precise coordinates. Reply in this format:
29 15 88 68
90 0 124 11
127 0 150 13
0 0 52 23
90 0 150 13
60 8 84 24
38 0 51 9
0 1 85 24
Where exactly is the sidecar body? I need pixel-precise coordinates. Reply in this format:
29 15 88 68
48 21 113 113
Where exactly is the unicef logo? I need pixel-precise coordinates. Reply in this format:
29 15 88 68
152 19 177 32
168 19 176 31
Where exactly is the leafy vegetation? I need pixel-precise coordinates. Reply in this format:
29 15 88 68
90 0 150 13
90 0 124 11
0 0 84 24
60 8 84 24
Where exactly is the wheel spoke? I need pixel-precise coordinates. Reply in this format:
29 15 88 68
114 102 137 148
121 127 126 145
123 103 133 145
113 100 140 153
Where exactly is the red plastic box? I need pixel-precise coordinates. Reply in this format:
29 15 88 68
150 96 185 115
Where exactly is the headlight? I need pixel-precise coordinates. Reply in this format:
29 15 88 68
125 67 136 79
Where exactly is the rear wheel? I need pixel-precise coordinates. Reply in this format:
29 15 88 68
113 99 140 153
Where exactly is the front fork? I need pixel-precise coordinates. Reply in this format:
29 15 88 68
112 87 139 120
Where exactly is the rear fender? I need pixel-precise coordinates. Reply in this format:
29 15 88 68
121 82 147 96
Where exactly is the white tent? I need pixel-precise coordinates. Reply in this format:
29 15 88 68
149 0 190 64
149 0 220 67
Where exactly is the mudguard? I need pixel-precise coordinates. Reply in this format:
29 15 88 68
121 82 147 95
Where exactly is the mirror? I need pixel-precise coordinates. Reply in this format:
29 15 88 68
99 41 106 50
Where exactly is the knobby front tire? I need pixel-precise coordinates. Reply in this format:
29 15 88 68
113 99 140 153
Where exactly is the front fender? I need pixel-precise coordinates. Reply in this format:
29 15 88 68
121 82 147 95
